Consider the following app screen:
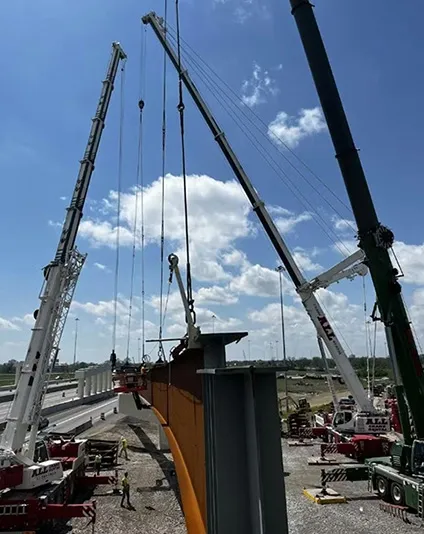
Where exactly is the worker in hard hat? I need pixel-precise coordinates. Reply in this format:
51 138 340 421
119 436 129 460
94 453 102 475
120 471 131 508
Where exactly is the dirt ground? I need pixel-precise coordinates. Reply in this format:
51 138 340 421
277 376 349 407
68 401 418 534
283 440 419 534
70 415 186 534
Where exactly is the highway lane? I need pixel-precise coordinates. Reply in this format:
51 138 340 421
46 397 118 433
0 380 76 397
0 389 79 422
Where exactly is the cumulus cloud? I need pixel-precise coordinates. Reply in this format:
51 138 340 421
268 107 327 149
332 216 356 234
0 317 20 331
240 62 278 108
79 174 254 283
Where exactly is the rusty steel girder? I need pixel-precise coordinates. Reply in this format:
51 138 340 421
143 348 207 534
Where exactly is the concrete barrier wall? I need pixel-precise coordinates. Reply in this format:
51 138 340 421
0 382 77 404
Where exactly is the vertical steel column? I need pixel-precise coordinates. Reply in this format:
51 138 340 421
199 364 288 533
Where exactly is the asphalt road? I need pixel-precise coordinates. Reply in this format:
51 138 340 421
0 381 76 397
46 397 118 433
0 388 79 423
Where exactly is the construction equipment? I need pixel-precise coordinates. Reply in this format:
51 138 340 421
289 0 424 512
142 12 390 441
279 396 312 438
0 42 126 531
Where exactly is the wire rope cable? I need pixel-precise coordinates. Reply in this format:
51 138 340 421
112 59 127 354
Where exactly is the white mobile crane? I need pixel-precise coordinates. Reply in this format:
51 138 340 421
0 42 126 491
143 12 390 436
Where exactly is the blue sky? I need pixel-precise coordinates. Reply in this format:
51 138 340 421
1 0 423 364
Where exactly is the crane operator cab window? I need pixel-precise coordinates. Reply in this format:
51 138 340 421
412 440 424 475
333 410 353 427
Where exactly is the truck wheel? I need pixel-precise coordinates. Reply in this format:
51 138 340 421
390 482 404 506
376 476 389 499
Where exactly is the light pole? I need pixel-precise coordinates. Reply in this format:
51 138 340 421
73 317 79 368
276 265 289 413
212 314 216 333
137 337 141 364
248 339 251 361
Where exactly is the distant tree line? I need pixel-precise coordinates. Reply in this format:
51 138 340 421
227 355 424 380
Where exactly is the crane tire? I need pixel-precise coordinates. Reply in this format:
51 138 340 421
376 476 389 499
390 482 404 506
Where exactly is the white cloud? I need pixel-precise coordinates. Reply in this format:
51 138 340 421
275 211 312 234
60 196 67 201
48 220 62 229
293 248 322 272
229 263 294 298
268 107 327 149
392 242 424 285
11 314 34 327
332 216 356 234
72 297 133 318
241 62 278 108
79 174 255 283
93 262 110 273
0 317 20 331
196 286 239 305
213 0 270 24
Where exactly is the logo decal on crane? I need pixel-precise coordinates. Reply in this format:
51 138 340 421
318 316 335 341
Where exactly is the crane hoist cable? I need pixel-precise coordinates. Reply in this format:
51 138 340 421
164 31 353 259
125 28 147 363
175 0 194 320
157 0 169 363
112 60 127 354
164 23 354 222
139 26 147 364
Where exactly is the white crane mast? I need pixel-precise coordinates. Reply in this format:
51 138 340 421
143 12 381 418
0 42 127 459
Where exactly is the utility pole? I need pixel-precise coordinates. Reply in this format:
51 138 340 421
276 265 289 413
248 339 251 361
73 317 79 368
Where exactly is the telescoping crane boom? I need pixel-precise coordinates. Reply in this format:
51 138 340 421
0 42 126 487
142 12 389 435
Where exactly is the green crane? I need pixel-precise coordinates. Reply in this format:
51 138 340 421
289 0 424 510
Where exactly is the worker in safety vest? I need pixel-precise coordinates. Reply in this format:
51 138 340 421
140 364 147 388
121 471 131 507
94 454 102 475
119 436 129 460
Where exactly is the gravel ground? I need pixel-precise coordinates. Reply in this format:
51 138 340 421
66 415 419 534
70 416 186 534
283 439 421 534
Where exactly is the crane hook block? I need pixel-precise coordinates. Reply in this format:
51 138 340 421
168 253 179 268
138 99 145 111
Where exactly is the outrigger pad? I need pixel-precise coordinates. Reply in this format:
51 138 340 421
303 487 346 505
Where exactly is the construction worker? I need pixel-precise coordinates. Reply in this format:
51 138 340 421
121 471 131 507
119 436 128 460
110 350 117 372
94 453 102 476
140 364 147 388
